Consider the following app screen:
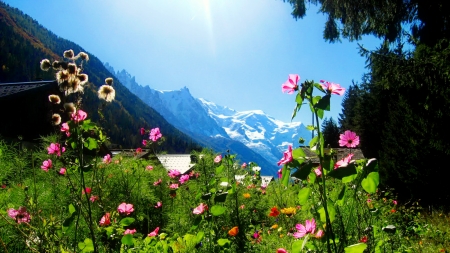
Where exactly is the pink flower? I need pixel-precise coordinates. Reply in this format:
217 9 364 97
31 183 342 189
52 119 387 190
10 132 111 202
71 109 87 123
99 213 111 226
315 229 324 238
339 130 360 148
153 178 162 186
90 195 99 202
168 169 180 178
135 148 142 154
118 203 134 215
334 153 354 169
193 203 208 215
242 162 247 168
320 80 345 96
282 74 299 94
240 204 245 209
140 127 145 135
146 165 154 171
393 200 398 205
293 218 316 238
61 122 70 137
142 139 148 146
277 249 288 253
149 127 162 142
214 155 222 163
7 207 31 224
169 183 179 189
124 229 136 235
103 154 111 164
179 174 190 184
41 159 52 171
277 145 293 166
83 187 92 195
148 227 160 237
59 167 66 175
277 169 282 178
314 166 322 177
367 199 372 203
47 143 65 157
155 202 162 208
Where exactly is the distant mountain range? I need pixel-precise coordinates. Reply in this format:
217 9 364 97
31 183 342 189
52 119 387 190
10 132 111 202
105 65 312 175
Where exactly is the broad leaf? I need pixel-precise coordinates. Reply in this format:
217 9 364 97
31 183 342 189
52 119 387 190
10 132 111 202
84 137 98 150
215 165 224 174
361 172 379 193
121 234 134 246
328 164 357 180
318 201 336 223
298 187 312 205
68 204 76 215
78 238 94 253
291 240 303 253
315 95 331 111
291 162 313 180
292 147 306 159
119 217 135 227
344 243 367 253
336 185 346 206
214 192 228 203
210 205 226 216
217 238 230 247
281 166 290 187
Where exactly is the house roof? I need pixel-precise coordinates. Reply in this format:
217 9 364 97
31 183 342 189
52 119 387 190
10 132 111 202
156 154 196 175
0 81 57 98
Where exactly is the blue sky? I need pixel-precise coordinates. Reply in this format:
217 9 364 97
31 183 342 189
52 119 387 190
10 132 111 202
4 0 380 125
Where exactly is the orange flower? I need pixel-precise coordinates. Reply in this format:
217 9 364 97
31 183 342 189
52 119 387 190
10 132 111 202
281 207 296 217
269 206 280 217
271 224 279 229
243 193 251 199
228 226 239 236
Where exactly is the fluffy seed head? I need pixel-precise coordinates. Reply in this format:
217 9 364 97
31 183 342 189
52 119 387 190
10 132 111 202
105 77 113 86
56 70 69 84
52 114 62 125
77 74 88 85
40 59 51 71
64 103 76 115
98 85 116 102
63 49 75 59
52 61 61 70
77 52 89 61
48 94 61 104
67 63 77 74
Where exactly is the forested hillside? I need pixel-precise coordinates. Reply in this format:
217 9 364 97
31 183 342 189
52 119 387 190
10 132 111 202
0 2 201 153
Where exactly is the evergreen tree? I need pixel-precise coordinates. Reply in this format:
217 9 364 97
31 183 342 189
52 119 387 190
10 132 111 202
321 117 340 148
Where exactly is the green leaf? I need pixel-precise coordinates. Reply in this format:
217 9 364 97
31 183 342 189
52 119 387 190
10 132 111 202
344 243 367 253
217 238 230 247
201 193 211 200
309 136 318 148
291 162 313 180
361 172 379 193
295 92 303 105
327 164 357 180
318 201 336 223
305 125 315 131
342 174 357 183
62 216 75 233
191 216 202 230
336 185 347 206
121 234 134 246
314 82 325 93
292 147 306 159
309 171 317 184
317 108 324 119
195 231 204 244
281 165 290 187
214 192 228 203
119 217 135 227
291 240 303 253
68 204 76 215
315 95 331 111
215 165 224 174
83 137 98 150
210 205 226 216
298 187 312 205
82 120 96 131
208 178 216 186
78 238 94 252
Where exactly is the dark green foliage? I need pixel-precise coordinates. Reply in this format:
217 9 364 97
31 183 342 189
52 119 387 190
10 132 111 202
0 2 201 153
321 117 339 148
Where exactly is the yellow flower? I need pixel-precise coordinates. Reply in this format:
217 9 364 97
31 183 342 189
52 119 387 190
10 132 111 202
271 224 278 229
280 207 296 216
243 193 251 199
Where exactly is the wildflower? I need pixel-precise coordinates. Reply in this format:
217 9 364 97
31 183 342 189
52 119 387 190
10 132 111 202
242 162 247 168
391 209 396 213
149 127 162 142
63 49 75 59
59 168 66 175
142 139 148 146
314 166 322 177
319 80 345 96
41 159 52 171
47 143 65 156
169 184 179 189
281 207 296 217
40 59 51 71
146 165 153 171
67 63 77 74
339 130 360 148
334 153 354 169
64 103 76 115
124 229 136 235
105 77 113 85
83 187 92 195
193 203 208 215
269 206 280 217
228 226 239 236
148 227 160 237
315 229 324 238
277 169 282 178
168 169 180 178
277 248 288 253
277 145 293 166
271 224 279 229
293 218 316 238
367 199 372 203
98 85 116 102
136 148 142 154
393 200 398 205
282 74 299 94
71 109 87 123
153 178 162 186
179 174 190 184
48 94 61 104
140 128 146 135
253 231 262 243
118 203 134 215
51 113 62 125
360 236 368 243
103 154 111 164
90 195 99 202
214 155 222 163
77 52 89 61
240 204 245 209
155 202 162 208
7 207 31 224
99 213 111 226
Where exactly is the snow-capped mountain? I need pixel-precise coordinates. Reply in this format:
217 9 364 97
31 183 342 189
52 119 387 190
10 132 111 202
105 64 312 175
198 98 312 165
